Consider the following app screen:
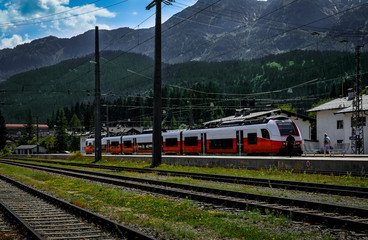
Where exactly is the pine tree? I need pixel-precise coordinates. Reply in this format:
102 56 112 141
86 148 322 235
69 114 82 133
55 109 68 152
21 110 35 144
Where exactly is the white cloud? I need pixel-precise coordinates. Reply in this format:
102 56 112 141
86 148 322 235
0 34 30 49
0 0 116 37
132 11 138 15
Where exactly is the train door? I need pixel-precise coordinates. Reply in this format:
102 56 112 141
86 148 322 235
260 128 272 153
107 140 110 153
201 133 207 155
236 130 244 155
133 138 137 153
120 136 123 154
180 131 183 155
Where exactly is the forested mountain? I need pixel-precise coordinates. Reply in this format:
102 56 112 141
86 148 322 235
1 50 367 127
1 0 367 81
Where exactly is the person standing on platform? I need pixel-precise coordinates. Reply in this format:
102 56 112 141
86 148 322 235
286 131 295 157
323 133 331 156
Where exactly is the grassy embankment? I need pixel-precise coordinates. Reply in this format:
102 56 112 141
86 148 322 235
0 157 338 240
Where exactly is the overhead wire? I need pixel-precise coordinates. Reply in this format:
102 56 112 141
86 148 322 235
0 0 127 27
4 0 368 122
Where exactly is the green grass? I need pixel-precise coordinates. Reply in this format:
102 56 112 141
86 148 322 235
65 156 368 188
0 163 334 239
10 155 368 187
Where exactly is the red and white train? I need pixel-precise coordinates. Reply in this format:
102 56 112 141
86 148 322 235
85 116 303 156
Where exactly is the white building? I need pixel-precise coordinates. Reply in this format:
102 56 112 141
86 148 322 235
308 95 368 154
14 145 47 155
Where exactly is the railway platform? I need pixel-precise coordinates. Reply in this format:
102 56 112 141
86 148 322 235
16 153 368 176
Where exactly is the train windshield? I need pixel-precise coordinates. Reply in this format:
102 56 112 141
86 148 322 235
276 120 298 136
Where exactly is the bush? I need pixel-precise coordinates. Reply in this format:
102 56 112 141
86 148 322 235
0 146 12 156
67 152 86 161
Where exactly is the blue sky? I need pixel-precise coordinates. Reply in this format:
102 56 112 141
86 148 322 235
0 0 197 49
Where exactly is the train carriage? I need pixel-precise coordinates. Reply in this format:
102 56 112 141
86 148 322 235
135 134 153 154
181 129 204 154
122 135 135 154
85 116 303 156
162 131 181 154
85 138 94 154
204 127 238 154
106 136 123 154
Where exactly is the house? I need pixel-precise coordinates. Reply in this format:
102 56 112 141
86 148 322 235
202 108 315 141
14 145 47 155
6 124 50 141
307 95 368 154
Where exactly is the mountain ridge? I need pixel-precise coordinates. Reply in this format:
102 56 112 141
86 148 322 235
0 0 367 81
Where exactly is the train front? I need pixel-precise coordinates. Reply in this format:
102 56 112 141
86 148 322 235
272 117 303 156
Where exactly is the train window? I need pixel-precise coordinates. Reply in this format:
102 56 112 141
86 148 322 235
166 138 178 147
101 144 106 150
124 140 132 148
261 129 270 139
138 142 152 150
209 139 233 149
248 133 257 145
184 136 198 146
276 120 296 135
111 141 119 148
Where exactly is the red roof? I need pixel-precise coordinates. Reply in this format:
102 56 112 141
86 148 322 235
6 124 49 128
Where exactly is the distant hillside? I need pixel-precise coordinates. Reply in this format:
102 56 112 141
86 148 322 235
1 50 367 124
1 0 367 81
0 51 155 122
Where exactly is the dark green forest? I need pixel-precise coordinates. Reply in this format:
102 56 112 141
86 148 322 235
0 50 367 130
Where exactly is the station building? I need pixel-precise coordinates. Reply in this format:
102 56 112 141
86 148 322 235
308 95 368 154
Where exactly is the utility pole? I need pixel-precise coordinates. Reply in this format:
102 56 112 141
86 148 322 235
94 26 102 163
146 0 174 167
189 89 194 128
36 117 39 154
106 105 109 137
351 45 364 154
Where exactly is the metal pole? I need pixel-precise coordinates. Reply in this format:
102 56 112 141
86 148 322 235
36 117 39 154
94 26 102 162
351 45 364 154
106 105 109 137
151 0 162 167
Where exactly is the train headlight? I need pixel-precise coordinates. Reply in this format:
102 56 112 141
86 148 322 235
283 142 287 146
295 141 301 145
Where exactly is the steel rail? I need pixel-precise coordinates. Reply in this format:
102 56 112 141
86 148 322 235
0 200 45 240
1 159 367 233
5 157 368 198
0 173 155 240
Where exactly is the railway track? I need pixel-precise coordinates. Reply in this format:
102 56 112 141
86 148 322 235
6 157 368 198
0 173 155 240
1 159 367 235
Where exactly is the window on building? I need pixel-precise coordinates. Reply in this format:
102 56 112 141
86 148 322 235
337 120 343 129
337 140 343 143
